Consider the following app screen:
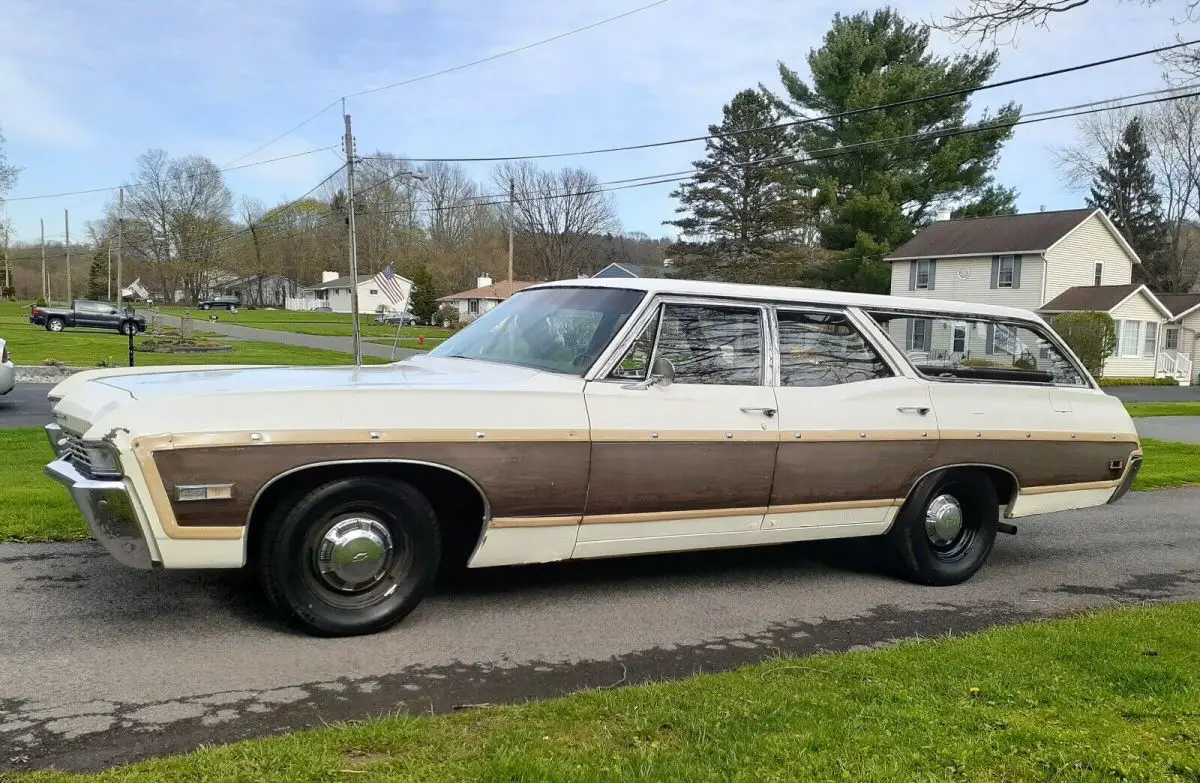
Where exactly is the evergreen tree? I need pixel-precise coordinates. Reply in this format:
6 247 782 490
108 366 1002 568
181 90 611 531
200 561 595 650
86 249 108 300
408 264 441 323
767 7 1020 293
1086 116 1169 288
666 89 807 282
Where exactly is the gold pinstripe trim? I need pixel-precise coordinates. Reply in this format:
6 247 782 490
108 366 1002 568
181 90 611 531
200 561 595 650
766 498 900 515
491 515 582 528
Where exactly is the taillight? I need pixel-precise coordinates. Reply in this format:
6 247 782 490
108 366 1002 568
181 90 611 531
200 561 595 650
31 307 40 317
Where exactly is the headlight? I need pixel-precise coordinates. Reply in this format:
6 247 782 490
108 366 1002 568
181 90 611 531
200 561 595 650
80 441 122 478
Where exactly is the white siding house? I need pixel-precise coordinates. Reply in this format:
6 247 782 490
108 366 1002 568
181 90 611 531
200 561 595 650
289 270 413 314
885 207 1178 380
438 275 537 321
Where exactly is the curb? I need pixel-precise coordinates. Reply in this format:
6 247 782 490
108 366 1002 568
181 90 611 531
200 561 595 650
14 365 88 383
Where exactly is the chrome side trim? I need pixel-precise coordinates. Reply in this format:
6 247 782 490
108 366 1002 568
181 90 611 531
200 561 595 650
243 458 494 561
45 458 154 570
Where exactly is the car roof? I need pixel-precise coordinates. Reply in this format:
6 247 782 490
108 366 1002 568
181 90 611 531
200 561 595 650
529 276 1046 323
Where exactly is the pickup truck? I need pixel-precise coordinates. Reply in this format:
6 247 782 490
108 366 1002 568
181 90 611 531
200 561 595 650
197 295 241 311
30 300 147 335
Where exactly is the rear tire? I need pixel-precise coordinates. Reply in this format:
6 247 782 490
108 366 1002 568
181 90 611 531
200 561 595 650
883 469 998 586
46 317 65 332
258 476 441 637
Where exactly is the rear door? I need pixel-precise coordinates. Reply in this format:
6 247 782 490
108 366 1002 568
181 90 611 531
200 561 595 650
764 306 938 534
73 301 101 328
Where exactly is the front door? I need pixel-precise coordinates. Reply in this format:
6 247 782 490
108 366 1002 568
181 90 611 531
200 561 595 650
578 298 780 558
766 307 938 534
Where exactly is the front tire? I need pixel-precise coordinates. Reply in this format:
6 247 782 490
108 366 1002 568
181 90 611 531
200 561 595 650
118 320 133 335
883 470 998 586
258 476 441 637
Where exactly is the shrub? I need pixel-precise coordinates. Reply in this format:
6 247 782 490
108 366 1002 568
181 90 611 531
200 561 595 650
34 297 47 307
1051 311 1117 378
436 304 461 328
1096 376 1179 387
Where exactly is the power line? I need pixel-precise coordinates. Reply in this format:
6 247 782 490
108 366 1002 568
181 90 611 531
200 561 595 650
6 147 338 204
222 0 675 166
360 37 1200 165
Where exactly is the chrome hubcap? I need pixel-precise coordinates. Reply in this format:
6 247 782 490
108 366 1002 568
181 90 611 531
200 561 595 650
314 516 394 592
924 494 963 546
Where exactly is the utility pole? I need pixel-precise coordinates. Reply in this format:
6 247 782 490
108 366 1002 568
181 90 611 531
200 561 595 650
2 223 9 293
507 177 515 287
115 187 124 306
64 209 71 302
107 244 113 300
344 106 363 366
40 218 47 302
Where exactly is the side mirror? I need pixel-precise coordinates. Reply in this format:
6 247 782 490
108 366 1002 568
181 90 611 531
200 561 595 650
621 357 675 390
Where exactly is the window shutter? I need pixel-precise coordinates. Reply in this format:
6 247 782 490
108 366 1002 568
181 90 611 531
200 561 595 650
990 257 1000 289
905 318 914 349
1012 255 1022 289
908 262 917 291
923 318 933 351
986 323 995 354
927 261 936 290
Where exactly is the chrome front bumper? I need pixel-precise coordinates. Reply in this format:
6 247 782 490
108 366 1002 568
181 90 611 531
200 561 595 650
44 425 154 570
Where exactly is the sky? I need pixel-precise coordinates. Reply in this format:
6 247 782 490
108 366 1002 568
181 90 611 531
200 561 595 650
0 0 1195 248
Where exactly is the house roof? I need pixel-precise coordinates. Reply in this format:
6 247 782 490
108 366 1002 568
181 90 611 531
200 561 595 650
439 280 538 301
593 262 663 279
303 273 411 291
885 208 1099 261
1039 284 1172 318
1157 292 1200 319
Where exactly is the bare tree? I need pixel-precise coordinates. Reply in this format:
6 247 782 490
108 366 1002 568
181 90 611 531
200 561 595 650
492 161 619 281
113 150 232 302
1053 96 1200 290
934 0 1199 41
0 125 19 206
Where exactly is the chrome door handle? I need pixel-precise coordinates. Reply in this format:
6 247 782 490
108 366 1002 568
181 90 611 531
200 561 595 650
897 406 930 415
740 407 777 417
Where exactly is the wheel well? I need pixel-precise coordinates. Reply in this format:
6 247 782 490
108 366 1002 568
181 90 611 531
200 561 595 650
903 464 1018 511
246 462 488 572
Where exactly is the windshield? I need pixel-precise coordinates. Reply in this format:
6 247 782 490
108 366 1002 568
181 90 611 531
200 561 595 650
429 286 646 375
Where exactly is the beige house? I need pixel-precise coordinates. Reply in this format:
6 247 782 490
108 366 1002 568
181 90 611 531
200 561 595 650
438 275 538 321
885 207 1188 381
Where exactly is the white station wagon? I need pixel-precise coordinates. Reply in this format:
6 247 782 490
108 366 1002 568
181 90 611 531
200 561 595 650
44 278 1142 636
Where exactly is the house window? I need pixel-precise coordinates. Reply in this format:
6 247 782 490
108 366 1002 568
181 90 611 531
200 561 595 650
1118 320 1142 358
1093 262 1103 286
369 289 379 295
1143 321 1158 357
914 260 933 290
997 255 1015 288
468 299 480 314
1166 327 1180 350
907 318 931 352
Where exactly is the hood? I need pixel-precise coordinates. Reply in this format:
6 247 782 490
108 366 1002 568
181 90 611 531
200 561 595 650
90 355 545 400
50 355 552 435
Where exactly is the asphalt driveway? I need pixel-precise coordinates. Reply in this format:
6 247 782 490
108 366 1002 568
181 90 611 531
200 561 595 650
3 487 1199 773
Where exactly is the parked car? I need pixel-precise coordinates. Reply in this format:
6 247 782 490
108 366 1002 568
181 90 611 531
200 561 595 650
374 310 418 326
42 278 1141 637
0 338 13 396
197 295 240 311
30 300 146 335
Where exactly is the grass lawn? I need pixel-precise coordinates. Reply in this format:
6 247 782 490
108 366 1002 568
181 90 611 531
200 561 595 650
158 306 452 346
0 301 381 367
0 429 84 542
1125 401 1200 418
6 602 1200 782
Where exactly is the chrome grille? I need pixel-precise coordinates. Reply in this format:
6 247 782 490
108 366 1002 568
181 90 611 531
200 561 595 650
57 432 93 471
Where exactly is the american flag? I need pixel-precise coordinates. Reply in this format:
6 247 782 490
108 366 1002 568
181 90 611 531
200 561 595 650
373 264 408 306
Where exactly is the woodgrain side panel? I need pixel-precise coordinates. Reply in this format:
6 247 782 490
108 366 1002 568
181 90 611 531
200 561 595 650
933 439 1137 488
771 440 939 506
154 441 591 527
583 442 778 517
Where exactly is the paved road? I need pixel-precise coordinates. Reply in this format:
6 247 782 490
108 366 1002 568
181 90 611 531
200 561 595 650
152 314 417 362
1134 415 1200 444
0 383 53 430
3 488 1199 773
1106 385 1200 402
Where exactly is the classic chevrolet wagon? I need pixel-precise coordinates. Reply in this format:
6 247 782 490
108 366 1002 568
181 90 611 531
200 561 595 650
44 278 1141 636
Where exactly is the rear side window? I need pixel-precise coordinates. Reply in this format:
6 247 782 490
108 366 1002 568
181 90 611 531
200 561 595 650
867 311 1087 387
776 310 893 387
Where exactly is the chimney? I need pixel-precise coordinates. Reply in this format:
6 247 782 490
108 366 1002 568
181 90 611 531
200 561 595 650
321 270 339 283
936 208 951 222
477 274 493 289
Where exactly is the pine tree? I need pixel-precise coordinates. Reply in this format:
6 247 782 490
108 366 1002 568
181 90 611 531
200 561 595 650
1086 116 1169 288
86 249 108 300
768 8 1020 293
408 265 441 323
666 89 806 282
